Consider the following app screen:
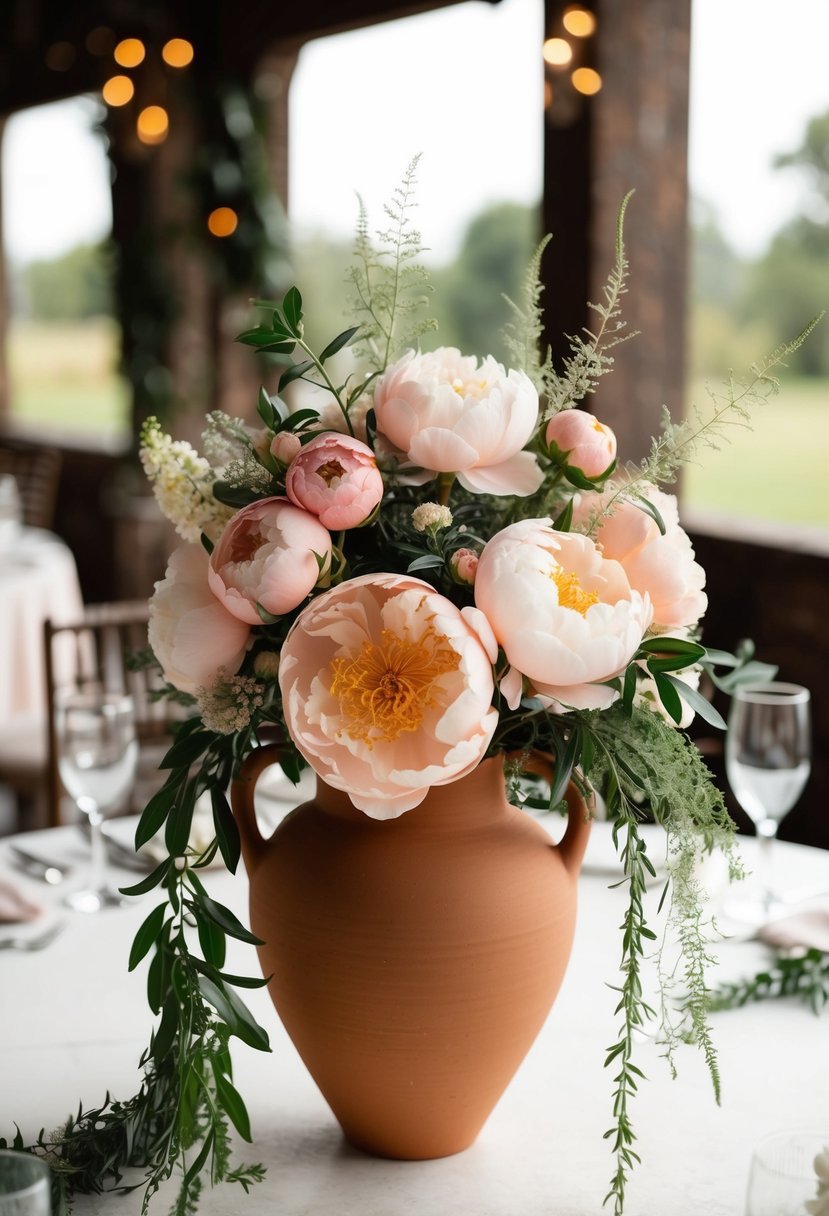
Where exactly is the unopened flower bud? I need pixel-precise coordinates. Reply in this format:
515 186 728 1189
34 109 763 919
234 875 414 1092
253 650 281 680
450 547 479 585
270 431 302 466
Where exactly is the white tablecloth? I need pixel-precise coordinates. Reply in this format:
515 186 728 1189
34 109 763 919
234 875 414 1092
1 805 828 1216
0 528 84 723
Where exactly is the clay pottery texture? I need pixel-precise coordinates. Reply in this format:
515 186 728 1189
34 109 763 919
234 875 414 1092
232 746 591 1160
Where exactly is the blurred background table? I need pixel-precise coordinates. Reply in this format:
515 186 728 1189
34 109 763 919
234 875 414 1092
1 809 828 1216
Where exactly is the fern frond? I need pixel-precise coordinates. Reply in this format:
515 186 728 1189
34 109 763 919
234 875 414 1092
502 234 552 385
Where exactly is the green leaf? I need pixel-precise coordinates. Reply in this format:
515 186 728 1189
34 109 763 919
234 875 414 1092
406 554 444 572
199 893 265 945
212 480 262 509
199 531 214 556
664 674 727 730
635 496 667 535
548 728 581 810
622 663 638 713
198 976 271 1051
182 1129 214 1187
119 857 172 898
165 789 196 856
213 1069 252 1142
159 730 213 770
646 653 702 674
553 498 574 532
255 601 281 625
211 786 241 874
149 991 178 1062
278 360 314 393
236 327 293 347
128 902 168 972
256 386 279 428
639 637 706 660
652 672 683 724
283 408 322 432
563 464 600 491
282 286 303 332
197 913 226 969
135 781 179 850
319 326 360 363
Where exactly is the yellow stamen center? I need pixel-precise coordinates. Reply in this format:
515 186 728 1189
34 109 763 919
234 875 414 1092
450 376 490 400
330 624 460 747
316 459 346 487
551 566 599 615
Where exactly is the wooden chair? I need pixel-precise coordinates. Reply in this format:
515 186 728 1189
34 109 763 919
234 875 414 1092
0 439 62 530
43 601 183 827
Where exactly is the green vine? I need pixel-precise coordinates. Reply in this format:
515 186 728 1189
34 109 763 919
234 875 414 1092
702 948 829 1017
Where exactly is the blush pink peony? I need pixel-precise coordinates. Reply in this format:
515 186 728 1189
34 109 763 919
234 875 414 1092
285 432 384 530
573 488 707 630
545 409 617 478
278 573 498 819
474 519 652 711
208 497 332 625
372 347 543 496
149 544 250 694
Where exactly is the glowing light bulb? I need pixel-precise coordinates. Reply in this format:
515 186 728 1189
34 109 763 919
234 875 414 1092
543 37 572 67
207 207 239 237
572 67 602 95
162 38 194 68
102 75 135 106
563 8 597 37
137 105 169 145
114 38 145 68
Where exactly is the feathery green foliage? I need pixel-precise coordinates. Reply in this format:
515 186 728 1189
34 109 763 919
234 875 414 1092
702 948 829 1017
347 155 436 372
501 234 552 388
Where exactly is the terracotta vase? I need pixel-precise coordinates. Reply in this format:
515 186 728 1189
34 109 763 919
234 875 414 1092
231 747 591 1160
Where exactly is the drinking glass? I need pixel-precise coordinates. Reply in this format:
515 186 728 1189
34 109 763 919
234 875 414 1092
0 1149 51 1216
725 682 811 925
56 688 138 913
746 1131 829 1216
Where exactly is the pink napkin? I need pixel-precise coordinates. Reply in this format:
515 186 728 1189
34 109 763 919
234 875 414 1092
0 876 42 924
760 898 829 953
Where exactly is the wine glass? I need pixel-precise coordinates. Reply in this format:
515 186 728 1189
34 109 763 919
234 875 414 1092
56 687 138 913
746 1130 829 1216
0 1149 51 1216
725 682 811 925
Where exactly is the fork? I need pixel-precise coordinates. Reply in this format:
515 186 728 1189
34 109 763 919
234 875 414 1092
0 922 67 952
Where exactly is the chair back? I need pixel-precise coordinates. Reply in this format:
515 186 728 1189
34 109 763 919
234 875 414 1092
44 602 182 826
0 439 62 530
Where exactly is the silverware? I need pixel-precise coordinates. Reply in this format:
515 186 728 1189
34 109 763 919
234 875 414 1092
0 921 66 951
76 823 153 872
6 845 69 885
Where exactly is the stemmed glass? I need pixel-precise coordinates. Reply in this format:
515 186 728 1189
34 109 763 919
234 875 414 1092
56 687 138 913
725 682 811 925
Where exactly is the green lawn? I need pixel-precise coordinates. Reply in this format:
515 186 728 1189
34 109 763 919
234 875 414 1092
683 377 829 528
6 320 829 529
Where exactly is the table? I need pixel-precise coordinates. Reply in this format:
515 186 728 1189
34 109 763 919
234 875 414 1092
0 527 84 724
1 805 828 1216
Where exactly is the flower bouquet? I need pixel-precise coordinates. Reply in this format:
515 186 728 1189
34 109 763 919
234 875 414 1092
5 164 818 1215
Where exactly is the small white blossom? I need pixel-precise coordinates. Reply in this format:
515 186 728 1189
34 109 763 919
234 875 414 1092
412 503 453 533
197 672 265 734
140 418 233 543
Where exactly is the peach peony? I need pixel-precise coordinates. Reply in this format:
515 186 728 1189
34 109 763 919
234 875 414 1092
474 519 652 711
208 497 332 625
372 347 543 496
573 488 707 630
545 409 616 479
149 544 250 694
278 573 498 819
285 432 384 530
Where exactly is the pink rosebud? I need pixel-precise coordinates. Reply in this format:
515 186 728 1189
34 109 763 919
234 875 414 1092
270 431 302 465
285 433 384 530
208 497 332 624
451 547 479 585
545 410 616 479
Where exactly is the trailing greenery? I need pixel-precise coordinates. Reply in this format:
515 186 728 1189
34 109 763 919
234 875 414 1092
701 948 829 1017
1 777 270 1214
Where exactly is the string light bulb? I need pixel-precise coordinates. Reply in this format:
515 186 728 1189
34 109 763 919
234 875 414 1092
572 67 602 95
563 7 597 37
102 75 135 106
137 105 169 145
543 38 572 67
114 38 145 68
162 38 194 68
207 207 239 237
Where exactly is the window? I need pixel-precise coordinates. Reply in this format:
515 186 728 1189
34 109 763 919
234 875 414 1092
686 0 829 534
288 0 544 366
2 95 129 445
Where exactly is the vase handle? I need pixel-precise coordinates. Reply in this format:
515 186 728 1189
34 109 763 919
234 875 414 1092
230 742 284 873
520 750 593 878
